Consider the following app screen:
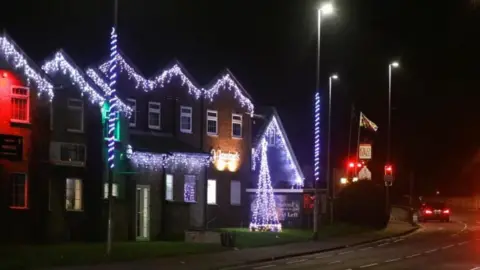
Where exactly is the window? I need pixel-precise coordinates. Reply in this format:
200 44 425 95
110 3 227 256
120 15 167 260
230 180 241 205
55 143 86 166
127 98 136 127
207 179 217 205
206 110 218 135
11 86 30 123
103 183 119 199
67 99 84 132
165 174 174 201
10 173 27 209
66 178 82 211
148 102 161 130
180 106 192 133
184 175 196 203
267 134 276 146
232 113 243 138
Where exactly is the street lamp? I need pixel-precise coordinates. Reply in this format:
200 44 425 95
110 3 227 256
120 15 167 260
386 61 399 215
326 73 338 225
313 1 335 238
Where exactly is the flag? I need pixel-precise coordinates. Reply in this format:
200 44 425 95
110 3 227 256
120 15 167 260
359 112 378 132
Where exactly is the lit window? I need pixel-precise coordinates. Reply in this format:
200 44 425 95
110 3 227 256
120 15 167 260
11 86 29 123
184 175 196 203
230 180 241 205
232 113 242 138
148 101 161 130
59 143 86 165
165 174 174 201
66 178 82 211
103 183 119 199
127 98 136 127
10 173 27 209
207 179 217 205
206 110 218 135
180 106 192 133
67 99 84 132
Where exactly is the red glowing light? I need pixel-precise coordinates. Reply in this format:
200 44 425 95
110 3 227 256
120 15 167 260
348 162 355 168
357 163 362 168
443 209 450 214
424 209 432 215
1 72 7 78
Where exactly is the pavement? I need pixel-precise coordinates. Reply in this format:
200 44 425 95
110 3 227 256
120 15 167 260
225 209 480 270
50 221 417 270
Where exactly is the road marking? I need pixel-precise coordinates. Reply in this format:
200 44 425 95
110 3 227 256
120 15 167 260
328 260 342 265
286 259 307 264
360 247 373 251
360 263 379 268
385 258 401 263
393 238 404 243
442 244 454 249
406 253 421 258
425 248 438 254
469 267 480 270
253 265 276 269
458 241 469 245
315 254 332 259
339 250 354 255
378 242 389 247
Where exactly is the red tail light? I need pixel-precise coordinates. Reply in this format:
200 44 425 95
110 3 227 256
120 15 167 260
443 209 450 214
424 209 433 214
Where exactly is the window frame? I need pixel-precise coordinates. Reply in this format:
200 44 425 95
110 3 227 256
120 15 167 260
10 173 28 210
103 183 119 199
232 113 243 138
165 174 174 201
180 106 193 134
230 180 241 206
183 175 197 203
65 178 83 211
127 98 137 127
148 101 161 130
206 110 218 136
51 142 87 167
10 86 30 124
66 98 84 133
207 179 217 205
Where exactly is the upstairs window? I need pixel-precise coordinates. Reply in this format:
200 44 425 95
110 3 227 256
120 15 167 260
67 99 84 132
11 86 30 123
180 106 192 133
59 143 86 165
66 178 83 211
148 102 161 130
206 110 218 135
10 173 28 209
127 98 136 127
232 113 243 138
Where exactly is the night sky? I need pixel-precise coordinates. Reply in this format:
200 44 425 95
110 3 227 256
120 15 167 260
1 0 479 196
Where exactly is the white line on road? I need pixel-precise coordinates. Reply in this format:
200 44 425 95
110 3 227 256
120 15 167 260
377 242 389 247
315 254 332 259
458 241 469 245
360 263 379 268
425 248 438 254
339 250 354 255
328 260 342 265
442 244 454 249
469 267 480 270
406 253 421 258
286 259 307 264
393 238 404 243
359 247 373 251
385 258 401 263
253 265 276 269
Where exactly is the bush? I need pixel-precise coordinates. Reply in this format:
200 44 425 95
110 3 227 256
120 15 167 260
335 181 389 229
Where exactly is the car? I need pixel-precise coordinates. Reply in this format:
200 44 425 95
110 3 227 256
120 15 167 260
417 202 450 222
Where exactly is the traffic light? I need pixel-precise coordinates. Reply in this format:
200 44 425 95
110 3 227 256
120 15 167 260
384 164 394 186
384 165 393 175
348 161 355 169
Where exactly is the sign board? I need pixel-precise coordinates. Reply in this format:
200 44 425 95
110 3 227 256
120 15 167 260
0 134 23 161
359 144 372 160
384 175 394 186
358 166 372 180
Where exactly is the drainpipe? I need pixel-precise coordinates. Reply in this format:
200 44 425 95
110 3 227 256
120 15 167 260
201 95 208 230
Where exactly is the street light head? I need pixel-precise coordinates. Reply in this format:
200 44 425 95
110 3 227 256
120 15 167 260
391 61 400 68
319 2 334 16
331 74 339 80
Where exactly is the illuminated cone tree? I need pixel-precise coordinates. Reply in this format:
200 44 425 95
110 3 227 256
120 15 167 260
250 138 282 232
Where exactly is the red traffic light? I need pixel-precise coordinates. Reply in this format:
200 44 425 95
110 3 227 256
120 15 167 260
348 161 355 169
357 163 362 168
384 165 393 175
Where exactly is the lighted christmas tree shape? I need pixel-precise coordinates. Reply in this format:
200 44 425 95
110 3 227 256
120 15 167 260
250 138 282 232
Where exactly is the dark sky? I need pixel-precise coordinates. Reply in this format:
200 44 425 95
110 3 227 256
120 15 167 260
2 0 479 196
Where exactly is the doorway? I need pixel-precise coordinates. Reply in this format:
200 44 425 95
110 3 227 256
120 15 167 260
135 185 150 240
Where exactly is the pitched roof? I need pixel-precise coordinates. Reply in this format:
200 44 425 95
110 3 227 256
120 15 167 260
0 31 54 99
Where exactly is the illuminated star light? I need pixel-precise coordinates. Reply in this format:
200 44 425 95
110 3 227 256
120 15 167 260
99 53 254 113
250 138 282 232
0 36 54 100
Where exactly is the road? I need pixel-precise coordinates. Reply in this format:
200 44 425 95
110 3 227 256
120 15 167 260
230 210 480 270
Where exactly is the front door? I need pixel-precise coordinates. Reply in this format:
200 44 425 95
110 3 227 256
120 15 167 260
135 185 150 240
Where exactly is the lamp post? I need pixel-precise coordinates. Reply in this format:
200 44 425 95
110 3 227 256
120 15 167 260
386 61 399 214
327 73 338 224
313 2 335 239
